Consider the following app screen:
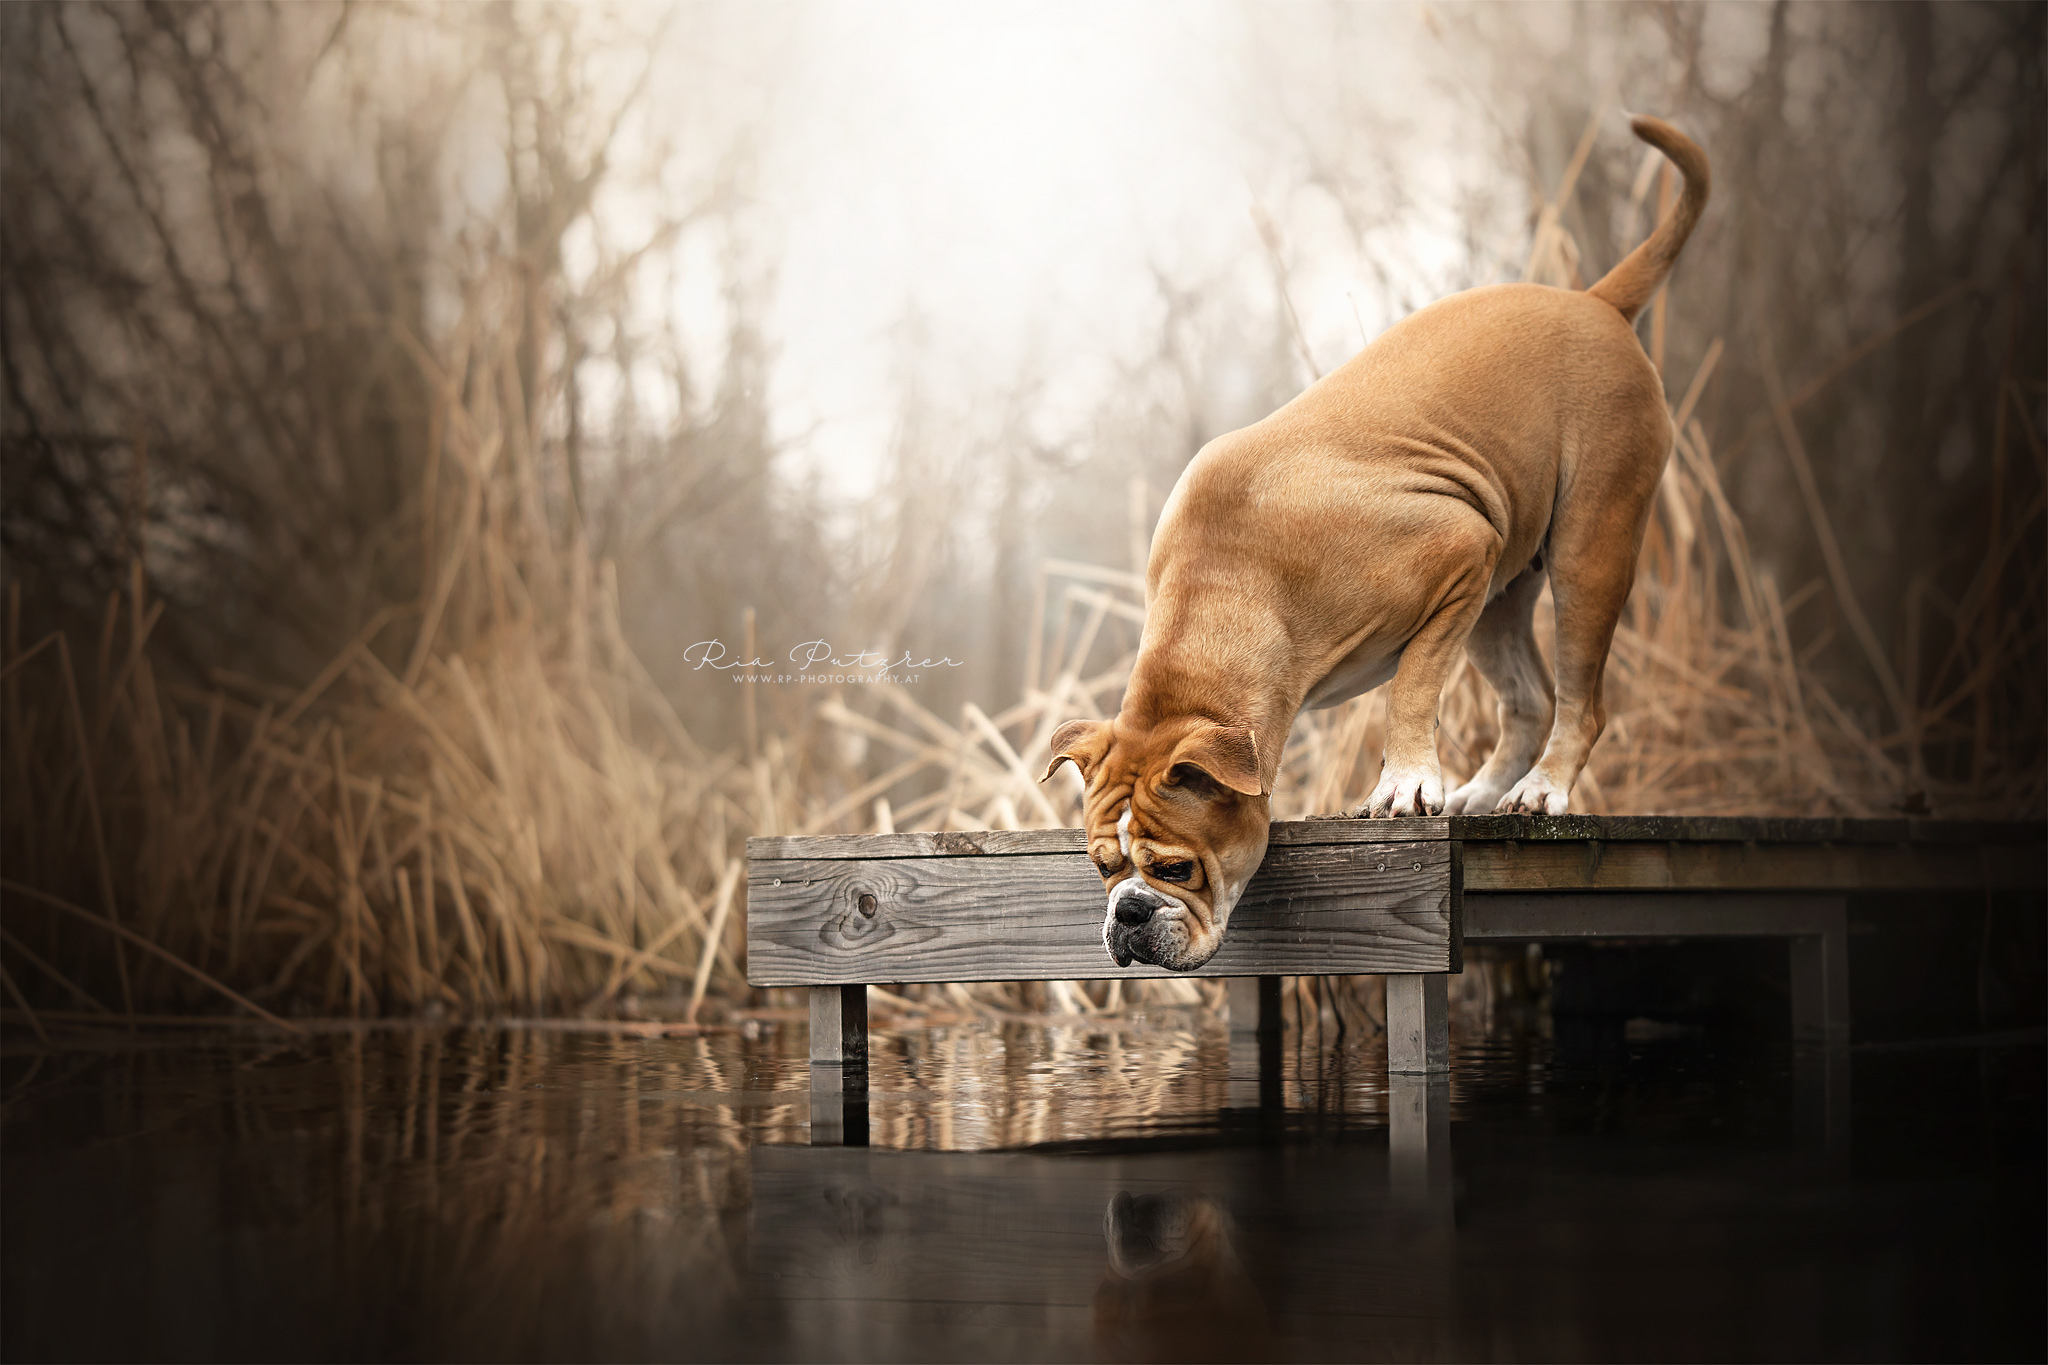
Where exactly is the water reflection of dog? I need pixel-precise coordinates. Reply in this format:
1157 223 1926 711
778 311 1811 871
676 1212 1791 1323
1092 1191 1270 1362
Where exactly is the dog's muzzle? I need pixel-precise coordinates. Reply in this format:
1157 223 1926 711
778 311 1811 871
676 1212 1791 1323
1104 880 1185 968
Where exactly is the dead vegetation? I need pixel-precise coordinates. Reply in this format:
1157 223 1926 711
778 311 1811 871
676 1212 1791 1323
2 5 2039 1030
2 262 787 1024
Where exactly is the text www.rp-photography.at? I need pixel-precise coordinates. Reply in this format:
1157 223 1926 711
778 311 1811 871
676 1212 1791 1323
3 3 2043 1362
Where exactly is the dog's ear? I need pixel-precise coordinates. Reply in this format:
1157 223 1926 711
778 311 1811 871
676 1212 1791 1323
1042 719 1112 783
1165 724 1264 797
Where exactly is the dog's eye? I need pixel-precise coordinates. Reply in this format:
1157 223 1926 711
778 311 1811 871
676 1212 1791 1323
1092 858 1116 879
1149 860 1194 884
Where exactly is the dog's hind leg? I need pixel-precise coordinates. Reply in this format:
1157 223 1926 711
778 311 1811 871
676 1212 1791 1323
1499 428 1668 816
1443 565 1553 815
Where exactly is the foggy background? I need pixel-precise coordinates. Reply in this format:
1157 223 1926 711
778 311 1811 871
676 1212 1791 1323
3 1 2041 1015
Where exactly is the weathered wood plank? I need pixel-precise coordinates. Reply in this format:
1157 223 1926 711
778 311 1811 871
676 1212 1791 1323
1463 892 1849 939
747 839 1452 985
746 818 1456 862
1461 838 2044 891
748 828 1086 861
1448 814 1914 843
1450 813 2045 843
745 818 2038 986
747 815 2044 862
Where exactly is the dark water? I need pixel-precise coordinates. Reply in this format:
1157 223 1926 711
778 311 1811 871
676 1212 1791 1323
2 1013 2041 1362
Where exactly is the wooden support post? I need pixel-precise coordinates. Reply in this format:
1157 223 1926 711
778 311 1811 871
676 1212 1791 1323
809 984 868 1147
1227 976 1282 1111
1225 975 1281 1034
809 982 869 1070
1386 973 1448 1073
1788 897 1851 1043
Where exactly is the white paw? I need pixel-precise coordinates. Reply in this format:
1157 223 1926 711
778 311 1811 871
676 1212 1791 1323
1497 771 1571 815
1355 766 1445 818
1443 775 1513 816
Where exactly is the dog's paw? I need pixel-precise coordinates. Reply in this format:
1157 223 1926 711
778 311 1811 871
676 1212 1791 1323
1355 767 1445 818
1443 775 1513 815
1496 772 1571 816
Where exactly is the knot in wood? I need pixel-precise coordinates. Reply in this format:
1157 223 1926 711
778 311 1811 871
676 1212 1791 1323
856 892 878 918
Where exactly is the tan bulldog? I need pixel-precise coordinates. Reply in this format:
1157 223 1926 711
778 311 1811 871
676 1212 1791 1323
1044 116 1709 972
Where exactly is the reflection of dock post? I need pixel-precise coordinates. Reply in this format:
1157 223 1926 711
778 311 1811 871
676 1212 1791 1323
809 984 869 1147
1388 1074 1451 1206
1788 896 1852 1168
1793 1042 1852 1168
1227 976 1283 1112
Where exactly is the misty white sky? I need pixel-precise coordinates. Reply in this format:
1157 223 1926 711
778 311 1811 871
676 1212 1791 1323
579 2 1752 501
760 3 1250 487
591 2 1485 500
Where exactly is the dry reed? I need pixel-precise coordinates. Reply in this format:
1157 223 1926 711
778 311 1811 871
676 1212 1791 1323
2 265 789 1023
776 107 2043 1022
3 110 2037 1033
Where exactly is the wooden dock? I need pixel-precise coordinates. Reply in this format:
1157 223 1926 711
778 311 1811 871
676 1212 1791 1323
747 814 2043 1140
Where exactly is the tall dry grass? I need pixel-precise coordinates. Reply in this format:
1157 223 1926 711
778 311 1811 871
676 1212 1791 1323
4 105 2038 1033
760 108 2043 1024
1 265 794 1028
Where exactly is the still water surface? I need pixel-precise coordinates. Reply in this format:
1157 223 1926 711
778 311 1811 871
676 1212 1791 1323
3 1013 2041 1361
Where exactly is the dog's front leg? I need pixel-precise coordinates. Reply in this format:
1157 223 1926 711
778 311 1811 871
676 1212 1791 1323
1444 566 1553 814
1356 558 1493 819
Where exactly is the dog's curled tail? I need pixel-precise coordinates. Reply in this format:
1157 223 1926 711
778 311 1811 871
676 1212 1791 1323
1587 116 1710 324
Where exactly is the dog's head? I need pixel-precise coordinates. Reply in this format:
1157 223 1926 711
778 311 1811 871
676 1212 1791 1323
1093 1191 1269 1360
1042 715 1270 972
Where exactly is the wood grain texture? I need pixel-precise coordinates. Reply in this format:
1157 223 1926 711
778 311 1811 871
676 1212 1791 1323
747 839 1452 985
1462 839 2044 891
1462 892 1849 939
747 815 2043 862
1448 814 2044 844
745 817 2037 986
748 828 1086 861
746 818 1458 862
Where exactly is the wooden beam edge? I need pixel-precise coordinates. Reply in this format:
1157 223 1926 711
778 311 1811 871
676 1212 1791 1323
749 816 2046 861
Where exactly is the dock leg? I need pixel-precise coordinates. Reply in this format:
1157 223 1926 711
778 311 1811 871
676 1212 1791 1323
1386 973 1449 1074
1789 897 1852 1168
1789 897 1852 1043
809 985 868 1147
1227 976 1283 1111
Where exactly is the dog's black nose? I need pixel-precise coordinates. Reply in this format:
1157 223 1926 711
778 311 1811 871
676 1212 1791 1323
1115 897 1154 927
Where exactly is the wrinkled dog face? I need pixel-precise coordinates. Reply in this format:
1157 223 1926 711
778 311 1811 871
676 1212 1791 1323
1102 1190 1220 1278
1094 1190 1271 1359
1042 717 1271 972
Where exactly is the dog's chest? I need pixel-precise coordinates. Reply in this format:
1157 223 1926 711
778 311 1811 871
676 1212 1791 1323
1301 641 1402 711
